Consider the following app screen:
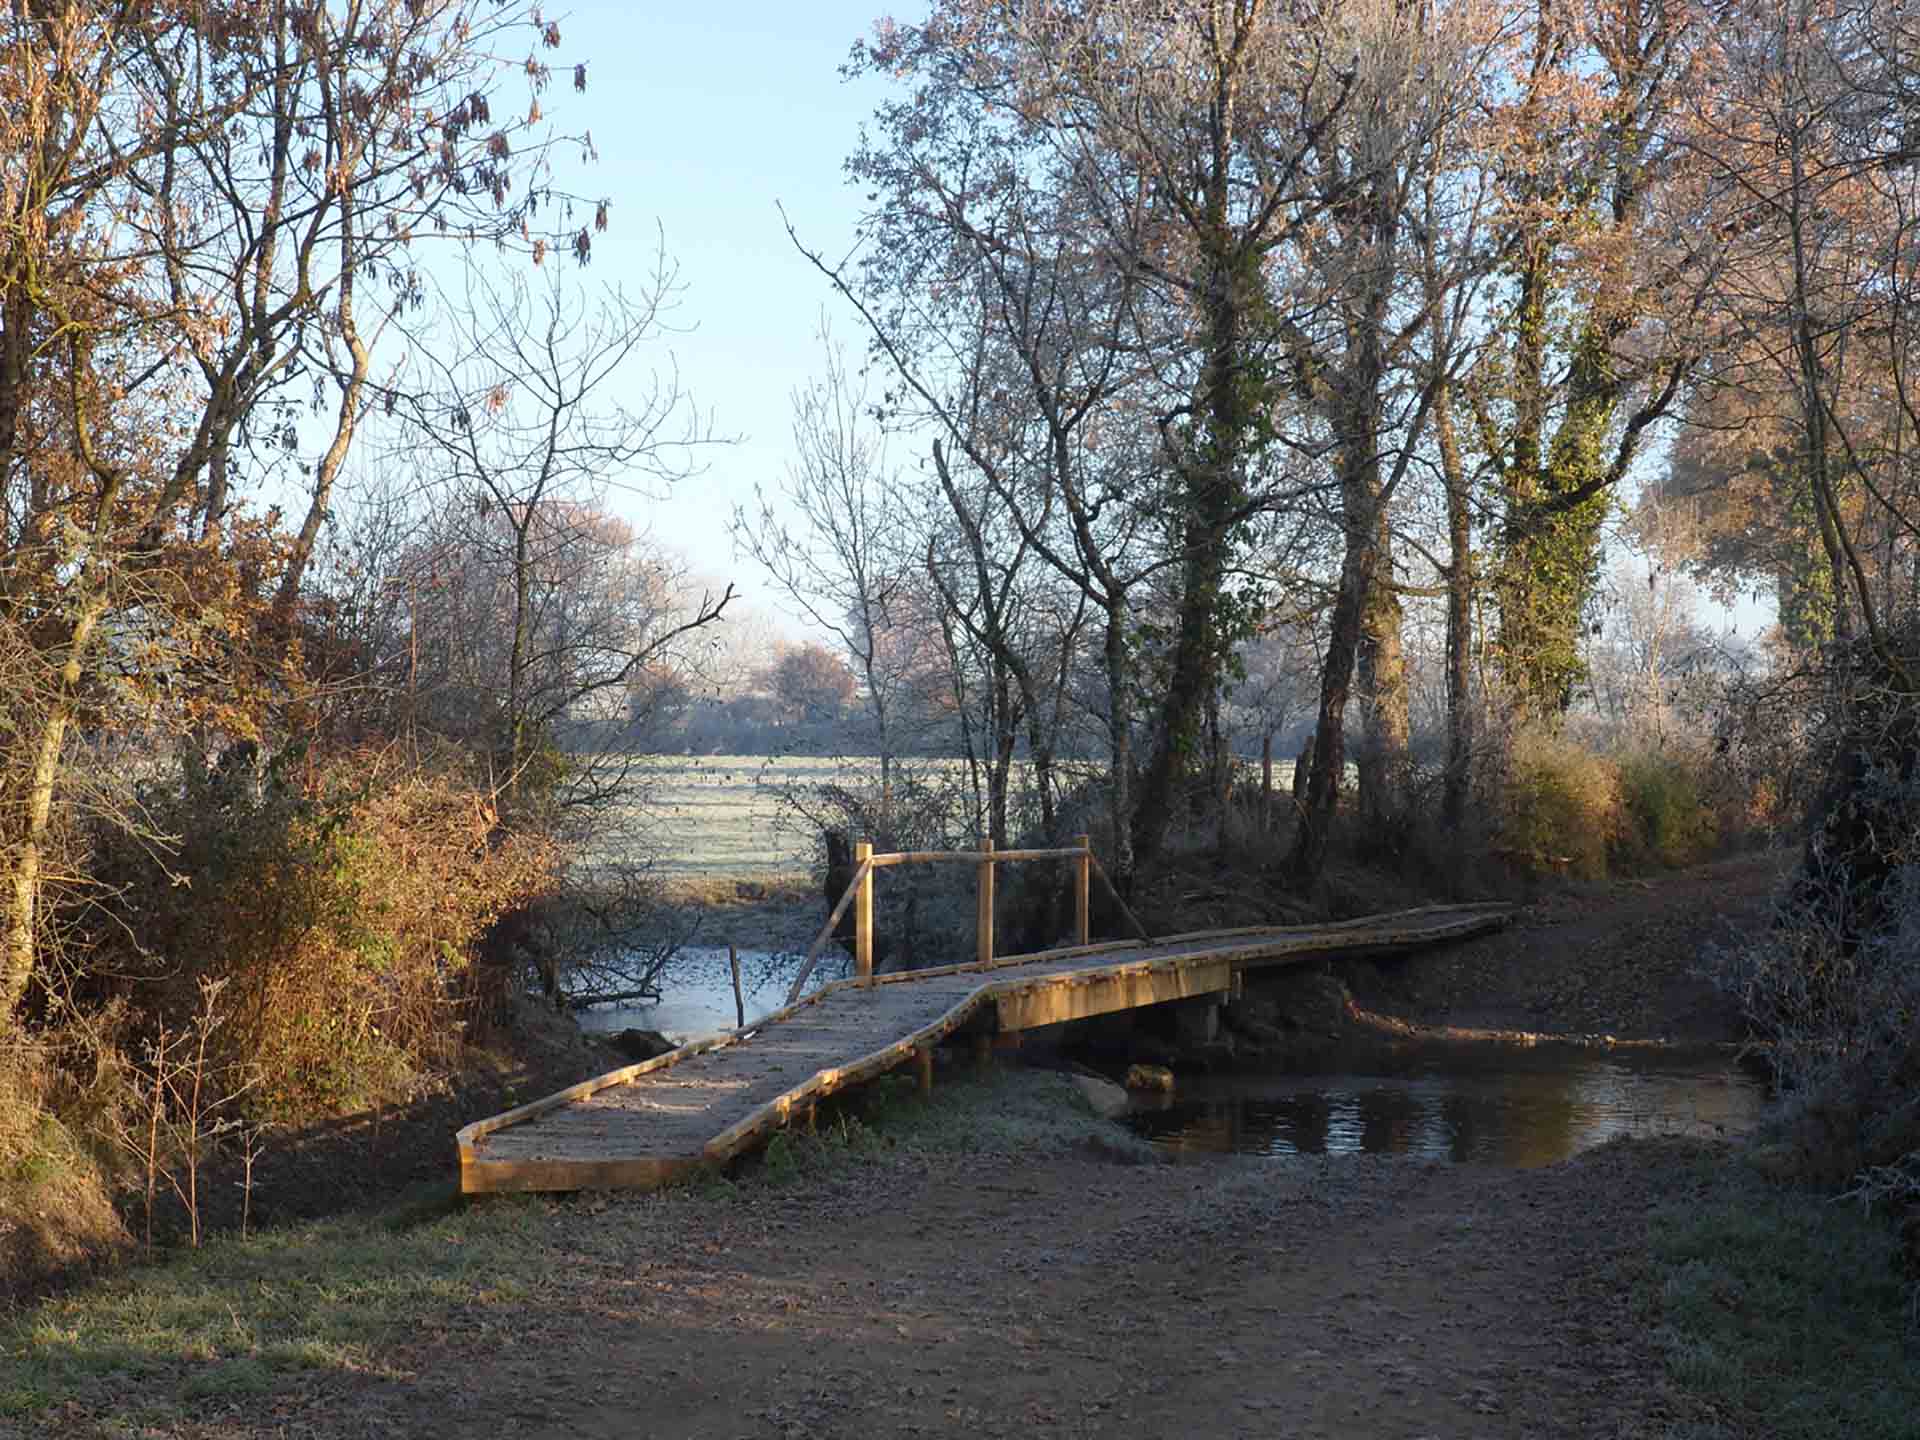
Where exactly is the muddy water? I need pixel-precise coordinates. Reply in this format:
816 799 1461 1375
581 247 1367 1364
1123 1045 1767 1168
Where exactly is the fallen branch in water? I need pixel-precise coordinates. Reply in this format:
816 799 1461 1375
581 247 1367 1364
566 988 662 1010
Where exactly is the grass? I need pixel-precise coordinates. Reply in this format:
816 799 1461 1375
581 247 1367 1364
591 753 1062 878
0 1064 1139 1426
1645 1156 1920 1440
629 755 827 876
599 754 944 878
0 1197 549 1421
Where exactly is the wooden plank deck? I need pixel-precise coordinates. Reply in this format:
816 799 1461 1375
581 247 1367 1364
456 902 1513 1194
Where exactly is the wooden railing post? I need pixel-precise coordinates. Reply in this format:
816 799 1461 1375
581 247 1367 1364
976 836 995 967
1075 833 1091 946
854 838 874 984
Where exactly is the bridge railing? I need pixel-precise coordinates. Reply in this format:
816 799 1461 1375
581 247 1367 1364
783 835 1147 1005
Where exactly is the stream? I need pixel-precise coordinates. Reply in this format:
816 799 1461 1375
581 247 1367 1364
1121 1043 1767 1168
571 945 832 1039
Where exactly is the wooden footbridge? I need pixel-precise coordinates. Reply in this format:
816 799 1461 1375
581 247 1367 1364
457 839 1513 1194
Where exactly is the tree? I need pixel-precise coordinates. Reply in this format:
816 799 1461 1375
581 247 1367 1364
762 642 857 726
924 440 1089 845
1474 0 1707 718
833 1 1397 876
1278 0 1510 877
0 1 591 1038
732 336 923 819
1671 0 1920 682
387 260 733 821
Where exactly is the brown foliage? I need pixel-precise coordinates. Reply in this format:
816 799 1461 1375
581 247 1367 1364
79 746 558 1122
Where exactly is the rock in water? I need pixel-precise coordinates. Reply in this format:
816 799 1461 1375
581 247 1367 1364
1123 1063 1175 1093
610 1028 676 1062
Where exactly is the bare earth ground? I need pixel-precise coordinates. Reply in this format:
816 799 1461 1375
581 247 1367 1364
27 854 1793 1440
1341 850 1790 1044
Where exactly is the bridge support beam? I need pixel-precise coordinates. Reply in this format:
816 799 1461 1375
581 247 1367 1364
992 956 1235 1033
1172 994 1226 1049
969 1030 1008 1071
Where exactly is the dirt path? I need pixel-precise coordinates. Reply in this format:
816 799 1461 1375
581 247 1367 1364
103 1134 1701 1440
1342 850 1789 1043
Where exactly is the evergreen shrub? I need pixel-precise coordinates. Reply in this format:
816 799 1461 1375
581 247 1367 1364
1615 748 1718 867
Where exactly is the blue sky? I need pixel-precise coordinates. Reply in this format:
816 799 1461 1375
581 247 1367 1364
533 3 909 637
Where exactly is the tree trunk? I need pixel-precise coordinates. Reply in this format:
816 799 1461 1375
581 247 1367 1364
1 593 106 1037
1132 498 1232 867
506 509 534 809
989 662 1016 849
1 711 67 1034
1290 532 1376 884
1026 716 1058 842
1357 499 1409 823
1261 732 1273 835
1437 392 1475 829
1104 601 1135 895
1133 128 1258 870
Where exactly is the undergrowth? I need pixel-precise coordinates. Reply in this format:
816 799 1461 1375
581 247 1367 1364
1645 1157 1920 1440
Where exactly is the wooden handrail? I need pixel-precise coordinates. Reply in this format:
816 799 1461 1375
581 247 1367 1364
1089 854 1151 941
783 835 1119 1004
782 856 874 1007
869 846 1091 867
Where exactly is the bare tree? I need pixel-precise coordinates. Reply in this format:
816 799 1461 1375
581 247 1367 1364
388 256 734 823
923 441 1090 845
732 335 923 823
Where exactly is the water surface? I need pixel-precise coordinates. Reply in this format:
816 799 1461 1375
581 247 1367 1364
1123 1044 1766 1168
572 944 847 1040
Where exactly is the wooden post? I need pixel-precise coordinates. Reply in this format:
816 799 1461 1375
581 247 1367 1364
915 1045 933 1095
976 836 995 967
728 942 744 1029
1075 833 1091 946
854 838 874 984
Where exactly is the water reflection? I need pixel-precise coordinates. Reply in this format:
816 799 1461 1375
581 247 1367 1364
572 945 848 1041
1124 1046 1765 1168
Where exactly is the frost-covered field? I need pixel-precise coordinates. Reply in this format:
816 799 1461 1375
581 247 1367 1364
591 752 1304 878
583 754 915 878
636 755 835 876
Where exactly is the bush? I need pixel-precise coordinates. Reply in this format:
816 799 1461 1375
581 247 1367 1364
1614 748 1719 867
0 1037 130 1306
1719 644 1920 1224
79 744 557 1123
766 760 980 971
1497 728 1622 880
1723 851 1920 1211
